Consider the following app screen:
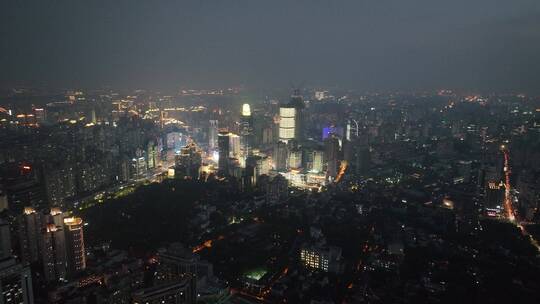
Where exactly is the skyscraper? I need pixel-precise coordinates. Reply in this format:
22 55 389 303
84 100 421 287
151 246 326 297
324 135 341 179
239 104 253 158
274 141 289 172
208 120 219 151
278 106 296 143
175 144 202 179
18 208 42 264
218 131 230 176
278 90 305 143
41 223 67 283
63 217 86 276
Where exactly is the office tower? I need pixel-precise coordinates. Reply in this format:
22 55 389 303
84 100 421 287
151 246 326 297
261 126 274 146
147 141 158 169
288 149 302 170
310 150 324 173
208 120 219 151
63 217 86 276
18 208 42 264
243 156 257 190
42 223 67 283
174 144 202 179
0 258 34 304
278 91 305 143
289 90 305 142
274 141 289 172
229 134 241 159
324 135 341 178
239 104 253 158
278 106 296 143
218 131 230 176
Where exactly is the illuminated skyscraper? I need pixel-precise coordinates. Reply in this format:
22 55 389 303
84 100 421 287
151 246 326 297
279 106 296 143
239 104 253 158
310 150 324 173
208 120 219 151
288 149 302 170
229 134 241 159
63 217 86 276
278 90 305 143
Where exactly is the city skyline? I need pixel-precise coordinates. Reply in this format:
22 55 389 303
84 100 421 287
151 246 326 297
1 2 540 304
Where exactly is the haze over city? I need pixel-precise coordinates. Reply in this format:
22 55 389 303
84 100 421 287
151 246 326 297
2 0 540 92
1 2 540 304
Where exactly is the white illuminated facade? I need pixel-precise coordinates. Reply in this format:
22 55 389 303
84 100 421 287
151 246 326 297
279 107 296 142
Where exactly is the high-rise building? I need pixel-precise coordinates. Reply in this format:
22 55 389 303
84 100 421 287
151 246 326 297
41 223 67 283
174 144 202 179
310 150 324 173
229 134 241 159
63 217 86 276
208 120 219 151
324 135 341 178
0 258 34 304
278 91 305 147
217 131 230 176
18 208 42 264
273 141 288 172
147 141 158 169
288 149 302 170
278 107 296 143
288 90 305 142
239 104 253 158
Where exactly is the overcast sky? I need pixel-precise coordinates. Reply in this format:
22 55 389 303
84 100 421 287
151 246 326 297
1 0 539 92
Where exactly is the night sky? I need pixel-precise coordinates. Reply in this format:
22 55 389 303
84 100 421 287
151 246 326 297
1 1 539 92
